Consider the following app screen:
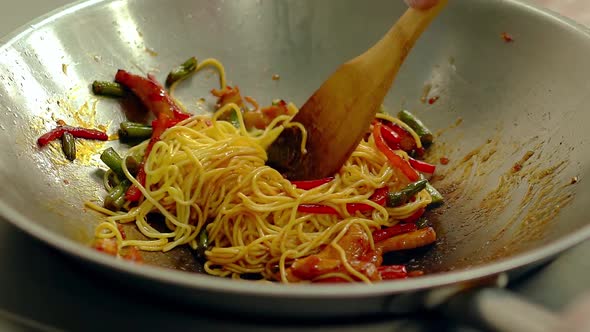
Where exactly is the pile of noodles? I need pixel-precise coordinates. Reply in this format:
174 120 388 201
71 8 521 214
89 60 432 283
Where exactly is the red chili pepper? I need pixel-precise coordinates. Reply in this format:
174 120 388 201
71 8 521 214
115 70 191 202
402 208 425 224
372 223 418 243
297 204 339 215
373 123 419 182
125 166 146 201
291 177 334 190
378 265 408 280
37 126 108 147
380 124 401 149
408 157 436 174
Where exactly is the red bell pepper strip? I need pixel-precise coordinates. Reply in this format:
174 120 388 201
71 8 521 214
297 204 339 215
402 207 426 223
115 70 191 202
291 177 334 190
37 126 108 147
380 123 401 149
346 187 388 214
408 157 436 174
373 122 419 182
387 122 417 152
372 223 418 243
378 265 408 280
298 187 388 215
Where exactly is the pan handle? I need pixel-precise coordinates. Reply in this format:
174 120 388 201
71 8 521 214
431 273 590 332
442 286 560 332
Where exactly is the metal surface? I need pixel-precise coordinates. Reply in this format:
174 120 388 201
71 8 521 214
0 0 589 317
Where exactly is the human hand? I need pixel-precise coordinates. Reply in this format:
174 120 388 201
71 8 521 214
404 0 439 10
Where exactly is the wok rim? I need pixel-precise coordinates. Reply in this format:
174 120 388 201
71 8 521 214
1 0 590 299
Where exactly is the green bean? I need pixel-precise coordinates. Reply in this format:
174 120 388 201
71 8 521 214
92 81 125 97
398 110 434 147
195 228 209 258
100 147 124 178
165 56 198 87
119 122 153 140
387 179 427 207
61 132 76 161
103 179 131 211
228 109 240 128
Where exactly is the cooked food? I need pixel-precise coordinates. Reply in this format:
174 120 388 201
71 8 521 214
39 57 443 283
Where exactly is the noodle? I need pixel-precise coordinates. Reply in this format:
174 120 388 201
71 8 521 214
89 58 436 283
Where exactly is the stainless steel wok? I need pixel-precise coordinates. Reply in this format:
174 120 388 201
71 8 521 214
0 0 589 328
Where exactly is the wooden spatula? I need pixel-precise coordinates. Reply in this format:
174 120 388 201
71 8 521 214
267 0 448 180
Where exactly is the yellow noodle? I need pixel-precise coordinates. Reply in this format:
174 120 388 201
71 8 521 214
87 60 434 283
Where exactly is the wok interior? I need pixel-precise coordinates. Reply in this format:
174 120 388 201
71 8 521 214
0 0 589 278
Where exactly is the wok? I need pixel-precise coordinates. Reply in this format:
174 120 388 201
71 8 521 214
0 0 589 328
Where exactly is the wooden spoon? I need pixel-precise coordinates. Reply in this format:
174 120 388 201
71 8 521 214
267 0 448 180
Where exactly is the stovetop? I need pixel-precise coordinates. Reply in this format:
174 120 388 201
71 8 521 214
0 1 589 331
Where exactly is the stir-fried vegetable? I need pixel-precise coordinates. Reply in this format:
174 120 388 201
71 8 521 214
398 110 434 147
387 179 427 207
92 81 125 97
165 56 198 87
60 132 76 161
119 121 153 141
372 223 418 243
38 126 108 147
114 70 190 202
376 227 436 252
104 179 131 211
373 122 419 182
100 147 125 178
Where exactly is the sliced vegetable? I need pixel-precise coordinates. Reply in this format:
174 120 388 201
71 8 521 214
372 223 418 243
291 177 334 190
297 204 339 215
195 228 209 258
119 122 153 140
92 81 125 97
37 126 108 147
387 123 418 152
100 147 125 178
346 187 388 214
165 56 198 87
425 182 444 206
61 132 76 161
298 187 388 215
125 155 140 176
387 179 427 207
408 157 436 174
115 70 191 202
402 207 425 223
398 110 434 147
376 227 436 253
378 265 408 280
373 122 419 182
380 123 401 149
103 179 131 211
